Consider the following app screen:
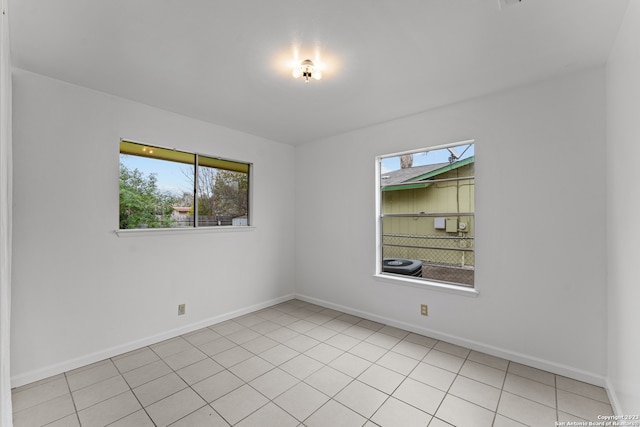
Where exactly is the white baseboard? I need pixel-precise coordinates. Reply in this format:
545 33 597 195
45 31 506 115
11 294 295 388
295 293 608 388
605 378 623 415
13 292 610 392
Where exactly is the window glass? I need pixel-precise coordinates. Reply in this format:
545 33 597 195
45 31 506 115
119 141 250 230
379 142 474 287
196 157 249 227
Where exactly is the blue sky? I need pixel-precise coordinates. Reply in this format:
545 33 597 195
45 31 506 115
122 142 474 193
120 154 192 196
380 143 474 174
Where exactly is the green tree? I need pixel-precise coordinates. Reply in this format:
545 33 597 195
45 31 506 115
184 167 248 219
213 170 248 217
119 164 178 229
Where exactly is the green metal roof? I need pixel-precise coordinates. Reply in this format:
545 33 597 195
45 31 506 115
382 156 474 192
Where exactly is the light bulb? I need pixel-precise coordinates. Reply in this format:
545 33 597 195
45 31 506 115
292 68 302 79
313 70 322 80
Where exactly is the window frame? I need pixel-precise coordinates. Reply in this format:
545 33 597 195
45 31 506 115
374 140 478 297
117 139 253 235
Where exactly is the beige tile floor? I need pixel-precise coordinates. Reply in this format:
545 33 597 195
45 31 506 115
12 299 614 426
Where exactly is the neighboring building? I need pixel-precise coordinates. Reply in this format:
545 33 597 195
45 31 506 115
172 206 192 218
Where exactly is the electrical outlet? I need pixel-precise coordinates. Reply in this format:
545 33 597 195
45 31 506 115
178 304 186 316
420 304 428 316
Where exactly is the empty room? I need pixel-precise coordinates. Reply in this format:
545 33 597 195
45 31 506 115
1 0 639 426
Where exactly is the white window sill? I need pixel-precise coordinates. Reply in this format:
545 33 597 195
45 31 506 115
373 273 479 297
115 226 255 238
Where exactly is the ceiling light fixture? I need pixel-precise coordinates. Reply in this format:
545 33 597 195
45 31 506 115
292 59 322 83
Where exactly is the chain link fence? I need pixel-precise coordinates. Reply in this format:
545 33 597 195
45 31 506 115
170 215 243 227
382 234 474 286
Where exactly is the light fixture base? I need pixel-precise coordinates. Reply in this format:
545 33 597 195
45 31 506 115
293 59 322 83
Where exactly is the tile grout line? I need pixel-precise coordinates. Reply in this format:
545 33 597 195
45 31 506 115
429 341 467 426
63 371 82 427
164 342 253 427
555 371 560 423
131 341 228 426
244 309 337 425
364 338 436 426
283 340 358 424
13 300 614 426
115 347 159 426
10 375 66 420
493 359 511 427
183 306 335 425
252 310 379 425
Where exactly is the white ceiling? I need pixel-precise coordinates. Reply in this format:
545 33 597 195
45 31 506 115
8 0 630 145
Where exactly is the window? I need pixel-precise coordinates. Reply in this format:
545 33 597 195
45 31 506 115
377 141 475 288
119 140 251 230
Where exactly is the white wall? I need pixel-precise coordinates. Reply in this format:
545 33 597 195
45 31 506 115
0 0 14 423
606 0 640 415
10 69 295 386
295 68 608 384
